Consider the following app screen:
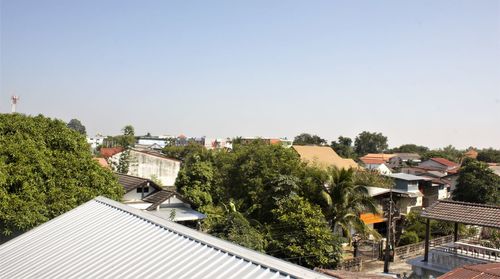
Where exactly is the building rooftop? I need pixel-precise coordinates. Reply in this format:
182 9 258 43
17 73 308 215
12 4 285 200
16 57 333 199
292 145 359 170
100 147 123 158
116 173 163 192
385 173 432 181
421 200 500 229
438 262 500 279
0 196 331 279
429 157 459 168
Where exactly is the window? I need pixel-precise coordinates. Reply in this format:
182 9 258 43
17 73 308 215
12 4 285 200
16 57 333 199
136 187 150 193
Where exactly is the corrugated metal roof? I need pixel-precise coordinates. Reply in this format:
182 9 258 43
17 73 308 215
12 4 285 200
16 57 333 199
385 173 432 181
0 196 332 279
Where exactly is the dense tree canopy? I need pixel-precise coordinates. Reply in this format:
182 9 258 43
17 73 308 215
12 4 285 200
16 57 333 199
422 145 462 163
174 141 343 268
293 133 327 146
354 131 388 156
390 144 429 155
67 118 86 135
452 158 500 205
477 148 500 163
173 141 393 268
330 136 355 158
0 114 123 239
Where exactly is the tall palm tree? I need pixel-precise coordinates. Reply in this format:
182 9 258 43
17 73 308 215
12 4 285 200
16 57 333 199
321 167 380 242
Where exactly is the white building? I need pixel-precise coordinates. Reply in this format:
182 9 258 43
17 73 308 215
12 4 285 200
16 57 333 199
110 149 180 186
86 134 105 149
117 173 205 222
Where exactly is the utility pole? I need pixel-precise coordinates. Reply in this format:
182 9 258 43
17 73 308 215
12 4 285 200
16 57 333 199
383 188 393 273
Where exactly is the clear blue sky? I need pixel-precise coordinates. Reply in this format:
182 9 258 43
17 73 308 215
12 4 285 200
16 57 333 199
1 0 499 149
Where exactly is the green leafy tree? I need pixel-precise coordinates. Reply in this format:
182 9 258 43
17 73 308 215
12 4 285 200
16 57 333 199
320 167 380 241
452 158 500 205
211 201 266 252
477 148 500 163
422 145 462 163
176 154 215 209
331 136 355 158
67 119 87 135
293 133 327 146
353 170 393 188
116 149 130 174
269 195 341 268
390 144 429 155
0 114 123 239
162 142 205 161
354 131 388 156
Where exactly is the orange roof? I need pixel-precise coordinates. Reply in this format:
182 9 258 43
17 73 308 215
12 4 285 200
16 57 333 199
93 158 110 168
292 146 359 170
100 147 124 159
360 158 386 165
360 213 385 225
360 154 395 162
464 149 478 159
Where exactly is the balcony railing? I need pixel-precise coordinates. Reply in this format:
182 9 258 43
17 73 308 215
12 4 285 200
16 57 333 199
434 241 500 262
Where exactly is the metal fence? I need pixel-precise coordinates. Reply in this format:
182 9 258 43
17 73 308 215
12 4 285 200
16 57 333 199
337 257 363 271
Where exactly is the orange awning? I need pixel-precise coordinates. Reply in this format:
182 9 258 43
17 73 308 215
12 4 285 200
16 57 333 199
360 213 385 225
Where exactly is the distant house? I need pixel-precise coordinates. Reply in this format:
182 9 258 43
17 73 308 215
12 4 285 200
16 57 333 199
86 134 105 149
204 137 233 150
360 157 392 174
387 153 421 169
292 145 359 170
418 157 460 173
136 136 167 148
100 147 123 159
464 149 478 159
385 173 449 209
110 149 181 186
240 137 293 148
117 173 205 222
364 186 423 231
360 153 396 162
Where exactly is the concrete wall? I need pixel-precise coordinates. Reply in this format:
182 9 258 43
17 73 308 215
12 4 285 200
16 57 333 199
112 150 180 186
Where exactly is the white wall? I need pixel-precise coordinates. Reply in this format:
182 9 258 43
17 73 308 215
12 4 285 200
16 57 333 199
123 187 153 201
112 150 181 186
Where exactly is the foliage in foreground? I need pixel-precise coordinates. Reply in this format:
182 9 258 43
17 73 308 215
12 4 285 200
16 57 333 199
0 114 123 237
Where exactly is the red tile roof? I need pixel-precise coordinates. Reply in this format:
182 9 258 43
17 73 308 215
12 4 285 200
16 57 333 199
438 263 500 279
100 147 124 159
430 157 459 168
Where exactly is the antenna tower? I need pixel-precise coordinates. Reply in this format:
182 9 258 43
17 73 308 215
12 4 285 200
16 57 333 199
11 95 20 113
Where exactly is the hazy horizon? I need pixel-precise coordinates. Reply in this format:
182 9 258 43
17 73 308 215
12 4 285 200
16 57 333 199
1 0 499 149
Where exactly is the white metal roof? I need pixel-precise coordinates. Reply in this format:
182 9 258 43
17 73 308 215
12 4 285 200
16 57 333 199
0 196 332 279
385 173 432 181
